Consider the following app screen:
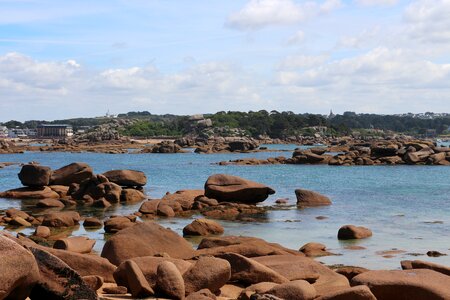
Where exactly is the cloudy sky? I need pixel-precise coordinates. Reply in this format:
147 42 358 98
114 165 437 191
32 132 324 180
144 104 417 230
1 0 450 121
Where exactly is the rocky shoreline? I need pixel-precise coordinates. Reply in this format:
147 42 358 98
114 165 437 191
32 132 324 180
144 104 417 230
0 162 449 299
218 138 450 166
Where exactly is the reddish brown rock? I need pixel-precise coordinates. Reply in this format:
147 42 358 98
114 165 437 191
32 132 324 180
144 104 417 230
217 252 288 285
156 261 185 300
316 285 376 300
139 199 161 214
103 169 147 187
89 182 122 203
205 174 275 204
121 260 154 298
121 188 146 202
265 280 317 300
186 288 217 300
114 256 191 290
36 198 65 208
101 221 195 265
0 186 60 199
18 164 52 187
338 225 372 240
335 267 369 281
295 189 332 207
34 225 51 238
252 255 350 296
300 242 335 257
28 247 97 300
352 269 450 300
9 216 32 227
50 162 94 186
0 235 40 300
42 211 81 227
162 189 205 211
183 256 231 295
83 217 103 228
196 236 303 258
103 216 134 233
183 218 224 236
53 236 96 254
401 260 450 276
82 275 104 291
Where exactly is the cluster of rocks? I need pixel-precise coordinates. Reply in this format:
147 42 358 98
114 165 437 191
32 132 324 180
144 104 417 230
0 163 147 210
2 220 450 300
140 141 187 153
0 139 23 154
219 139 450 166
73 119 133 142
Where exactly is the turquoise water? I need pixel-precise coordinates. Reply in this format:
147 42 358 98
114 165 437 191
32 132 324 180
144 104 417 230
1 146 449 270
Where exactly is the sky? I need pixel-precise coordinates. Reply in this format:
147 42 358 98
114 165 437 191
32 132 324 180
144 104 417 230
0 0 450 121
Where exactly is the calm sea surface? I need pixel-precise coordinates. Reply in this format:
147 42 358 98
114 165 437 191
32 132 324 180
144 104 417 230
1 145 449 269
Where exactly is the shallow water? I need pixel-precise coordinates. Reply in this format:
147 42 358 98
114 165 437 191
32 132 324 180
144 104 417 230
1 145 449 270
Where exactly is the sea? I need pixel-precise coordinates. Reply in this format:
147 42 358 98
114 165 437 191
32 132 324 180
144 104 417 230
1 144 449 270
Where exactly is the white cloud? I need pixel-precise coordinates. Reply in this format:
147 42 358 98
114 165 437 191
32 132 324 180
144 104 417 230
226 0 341 30
355 0 398 6
286 30 305 45
277 54 329 69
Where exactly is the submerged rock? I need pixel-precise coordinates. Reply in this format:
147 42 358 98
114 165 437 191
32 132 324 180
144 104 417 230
295 189 332 207
338 225 372 240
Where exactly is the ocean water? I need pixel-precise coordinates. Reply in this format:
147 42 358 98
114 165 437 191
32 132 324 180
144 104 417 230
1 145 449 270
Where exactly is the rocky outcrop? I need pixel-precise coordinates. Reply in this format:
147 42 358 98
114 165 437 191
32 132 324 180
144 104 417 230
101 222 195 265
50 162 94 186
205 174 275 204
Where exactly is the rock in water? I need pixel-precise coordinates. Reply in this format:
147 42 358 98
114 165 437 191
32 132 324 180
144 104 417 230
50 162 94 186
0 235 40 300
338 225 372 240
103 169 147 187
204 174 275 204
295 189 332 207
28 247 97 300
18 164 52 187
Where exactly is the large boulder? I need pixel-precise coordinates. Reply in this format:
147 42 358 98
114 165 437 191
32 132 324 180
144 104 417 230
50 162 94 186
204 174 275 204
101 221 195 265
28 247 97 300
121 188 146 202
120 260 154 298
18 164 52 187
183 218 224 236
162 189 205 210
0 186 60 199
0 235 40 300
103 169 147 187
352 269 450 300
252 255 350 296
183 256 231 295
53 236 96 254
295 189 332 207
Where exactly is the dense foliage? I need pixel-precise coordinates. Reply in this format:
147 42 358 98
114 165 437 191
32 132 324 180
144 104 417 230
3 110 450 138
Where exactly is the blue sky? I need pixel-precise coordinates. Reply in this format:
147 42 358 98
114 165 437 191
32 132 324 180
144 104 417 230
1 0 450 121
